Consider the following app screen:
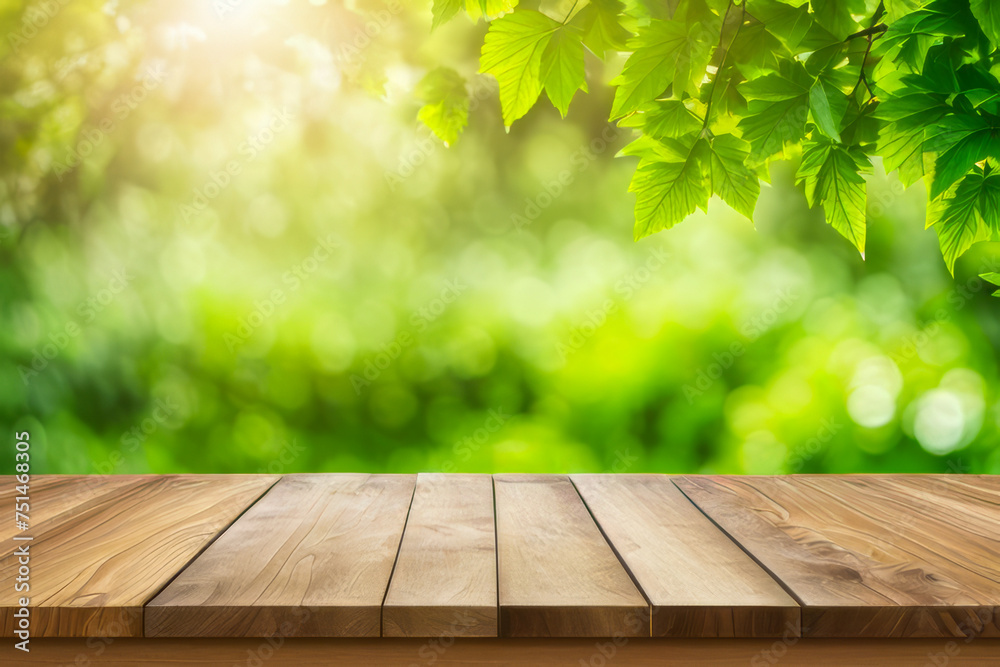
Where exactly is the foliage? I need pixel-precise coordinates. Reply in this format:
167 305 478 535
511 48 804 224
424 0 1000 275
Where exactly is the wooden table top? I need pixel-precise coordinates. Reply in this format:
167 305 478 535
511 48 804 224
2 474 998 640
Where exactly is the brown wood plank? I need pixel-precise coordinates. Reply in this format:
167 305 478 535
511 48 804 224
675 475 1000 638
0 475 278 638
5 638 1000 666
145 473 415 638
493 474 648 637
0 475 149 544
382 473 497 638
572 474 799 637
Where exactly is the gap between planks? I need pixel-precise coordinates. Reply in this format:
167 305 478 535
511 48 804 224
669 477 809 611
138 475 285 638
568 476 655 638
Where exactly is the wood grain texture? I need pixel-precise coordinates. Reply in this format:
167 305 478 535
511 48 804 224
0 475 148 545
382 473 497 638
675 475 1000 638
145 474 416 638
6 638 1000 666
0 475 278 638
572 474 799 637
494 474 649 637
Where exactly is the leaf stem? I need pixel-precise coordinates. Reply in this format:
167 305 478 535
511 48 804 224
562 0 580 24
702 0 745 134
850 1 886 102
844 24 887 41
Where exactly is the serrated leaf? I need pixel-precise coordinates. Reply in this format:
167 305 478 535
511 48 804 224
480 10 560 127
925 114 998 199
541 27 588 117
927 170 996 273
618 100 703 139
416 67 469 146
609 19 714 119
875 93 949 187
572 0 632 57
626 135 711 239
796 140 870 256
879 7 968 72
737 63 812 163
432 0 464 29
971 0 1000 48
708 134 760 220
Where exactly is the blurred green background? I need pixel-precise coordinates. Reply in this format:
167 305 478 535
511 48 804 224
2 0 999 475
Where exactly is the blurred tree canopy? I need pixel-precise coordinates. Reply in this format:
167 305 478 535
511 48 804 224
1 0 999 476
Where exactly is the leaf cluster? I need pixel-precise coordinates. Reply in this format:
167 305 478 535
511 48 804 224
421 0 1000 275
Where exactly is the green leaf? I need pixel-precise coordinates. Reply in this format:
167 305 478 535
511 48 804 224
737 62 812 163
981 272 1000 296
541 27 588 117
745 0 815 52
626 135 711 239
432 0 464 29
879 7 968 72
925 114 998 199
875 93 949 187
708 134 760 220
809 0 863 40
971 0 1000 48
466 0 518 21
480 10 560 127
883 0 931 23
416 67 470 146
572 0 633 58
618 100 703 139
927 170 998 273
609 18 714 119
796 140 870 256
728 20 787 76
809 79 844 142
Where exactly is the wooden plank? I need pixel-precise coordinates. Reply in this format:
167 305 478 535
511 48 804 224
675 475 1000 638
145 474 416 638
493 474 648 637
6 638 1000 666
572 474 799 637
0 475 277 638
382 473 497 638
0 475 149 544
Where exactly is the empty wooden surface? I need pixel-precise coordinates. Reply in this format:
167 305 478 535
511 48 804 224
6 474 1000 641
493 474 649 637
572 474 799 637
382 473 497 638
145 474 415 638
0 475 277 638
674 475 1000 638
